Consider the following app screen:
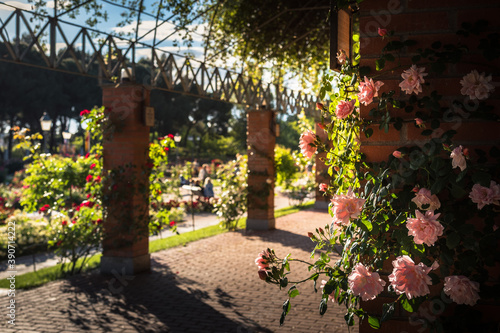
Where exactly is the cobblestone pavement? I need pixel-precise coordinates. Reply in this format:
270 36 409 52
1 209 358 333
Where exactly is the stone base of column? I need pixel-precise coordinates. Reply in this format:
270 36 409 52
246 218 275 231
100 254 151 275
314 200 329 210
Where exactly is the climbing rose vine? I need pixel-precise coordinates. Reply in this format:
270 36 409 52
256 19 499 330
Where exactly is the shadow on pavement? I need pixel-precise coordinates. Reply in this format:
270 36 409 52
241 228 318 255
59 258 273 333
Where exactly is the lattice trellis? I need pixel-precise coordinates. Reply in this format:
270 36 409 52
0 5 318 115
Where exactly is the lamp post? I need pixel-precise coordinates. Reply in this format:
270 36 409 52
174 133 181 164
40 112 52 153
62 128 72 156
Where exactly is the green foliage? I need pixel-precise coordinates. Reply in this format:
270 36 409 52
213 155 248 230
275 145 298 189
261 18 500 330
0 212 48 260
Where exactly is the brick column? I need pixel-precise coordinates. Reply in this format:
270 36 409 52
246 108 276 230
100 83 151 275
315 122 330 209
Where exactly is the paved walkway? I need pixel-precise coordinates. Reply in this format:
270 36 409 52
0 209 358 333
0 190 312 279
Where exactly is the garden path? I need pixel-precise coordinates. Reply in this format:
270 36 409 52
0 209 355 333
0 189 311 280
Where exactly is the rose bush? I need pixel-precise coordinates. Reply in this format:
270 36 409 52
257 18 499 331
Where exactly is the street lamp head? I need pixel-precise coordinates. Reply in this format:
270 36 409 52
40 112 52 132
174 133 181 143
62 130 72 140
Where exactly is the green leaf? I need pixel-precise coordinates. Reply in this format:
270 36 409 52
319 298 328 315
421 129 433 136
368 316 381 329
359 66 371 77
279 312 286 326
288 288 300 298
446 232 461 249
375 58 386 71
384 53 395 62
401 298 414 313
344 312 355 326
381 302 395 322
283 299 291 314
472 171 491 187
365 128 374 138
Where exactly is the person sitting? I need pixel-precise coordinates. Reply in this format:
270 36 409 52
198 164 209 183
179 175 189 186
203 177 214 198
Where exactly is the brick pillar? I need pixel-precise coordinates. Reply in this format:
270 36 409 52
246 108 276 230
315 122 330 209
100 83 151 275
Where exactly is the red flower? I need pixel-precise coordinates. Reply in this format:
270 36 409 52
157 137 164 141
85 153 90 158
56 240 62 247
316 102 325 110
164 147 169 152
317 123 326 130
95 176 101 183
90 163 96 169
93 218 103 225
80 109 90 117
39 204 50 212
86 175 93 182
86 193 91 199
167 134 174 139
71 220 76 224
169 221 176 227
61 220 67 226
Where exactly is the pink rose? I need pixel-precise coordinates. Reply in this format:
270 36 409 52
406 210 444 246
255 250 272 270
415 118 425 128
337 49 347 64
357 76 384 106
392 151 402 158
299 130 317 158
399 65 427 95
469 181 500 210
348 263 386 301
389 255 437 299
411 188 441 211
335 99 356 119
444 275 480 306
460 70 494 100
378 27 388 36
330 187 366 226
319 183 328 192
320 280 337 302
450 145 467 171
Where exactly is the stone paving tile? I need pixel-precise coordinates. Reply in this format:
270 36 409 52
0 209 358 333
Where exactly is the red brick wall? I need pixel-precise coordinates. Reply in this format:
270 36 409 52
359 0 500 163
358 1 500 332
101 84 150 259
247 109 276 229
